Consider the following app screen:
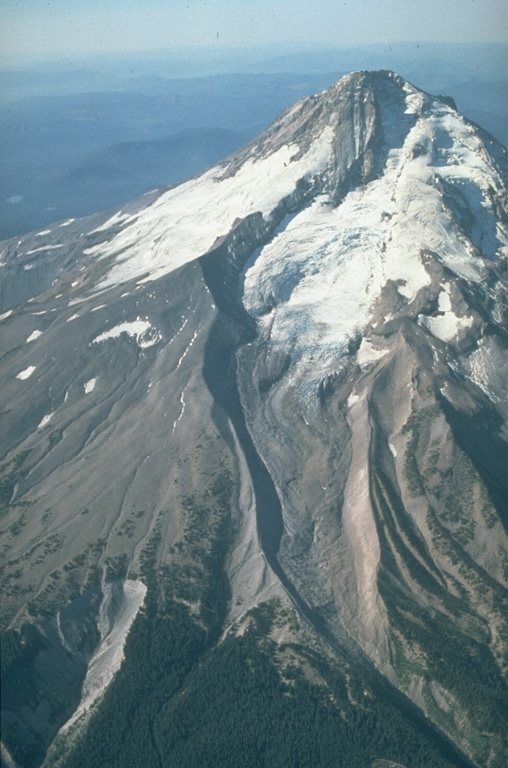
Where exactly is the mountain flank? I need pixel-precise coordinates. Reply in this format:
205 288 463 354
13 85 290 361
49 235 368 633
1 70 507 768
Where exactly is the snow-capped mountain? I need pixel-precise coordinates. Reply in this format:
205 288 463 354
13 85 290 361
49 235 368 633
1 71 507 768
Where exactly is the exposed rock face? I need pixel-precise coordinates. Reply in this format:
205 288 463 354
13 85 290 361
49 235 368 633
0 71 506 768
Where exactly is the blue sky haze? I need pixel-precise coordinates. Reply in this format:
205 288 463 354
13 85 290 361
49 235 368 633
1 0 506 61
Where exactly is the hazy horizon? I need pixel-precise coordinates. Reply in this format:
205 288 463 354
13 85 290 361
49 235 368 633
1 0 506 64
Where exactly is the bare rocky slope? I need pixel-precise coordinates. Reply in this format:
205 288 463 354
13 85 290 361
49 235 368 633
1 71 507 768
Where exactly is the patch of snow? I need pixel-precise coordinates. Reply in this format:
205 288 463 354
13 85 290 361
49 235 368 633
169 316 188 343
466 339 506 404
348 393 359 407
6 195 23 204
84 378 97 394
36 230 51 236
59 219 74 226
440 383 453 400
38 413 53 428
403 83 425 115
0 310 13 320
92 318 161 349
468 348 492 399
357 338 388 367
172 388 187 432
418 309 473 342
389 443 397 458
61 580 146 732
90 211 134 233
66 313 80 322
26 244 64 255
174 327 200 371
418 282 474 341
26 330 43 342
16 366 36 380
437 284 452 312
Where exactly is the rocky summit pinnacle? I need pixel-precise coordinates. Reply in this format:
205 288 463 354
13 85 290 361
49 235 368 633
1 71 507 768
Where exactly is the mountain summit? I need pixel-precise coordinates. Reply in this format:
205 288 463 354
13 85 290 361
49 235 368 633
1 71 507 768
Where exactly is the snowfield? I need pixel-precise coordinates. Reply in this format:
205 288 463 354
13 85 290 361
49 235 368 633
83 132 335 291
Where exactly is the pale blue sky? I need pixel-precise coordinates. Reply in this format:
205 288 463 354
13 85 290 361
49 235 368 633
1 0 506 60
